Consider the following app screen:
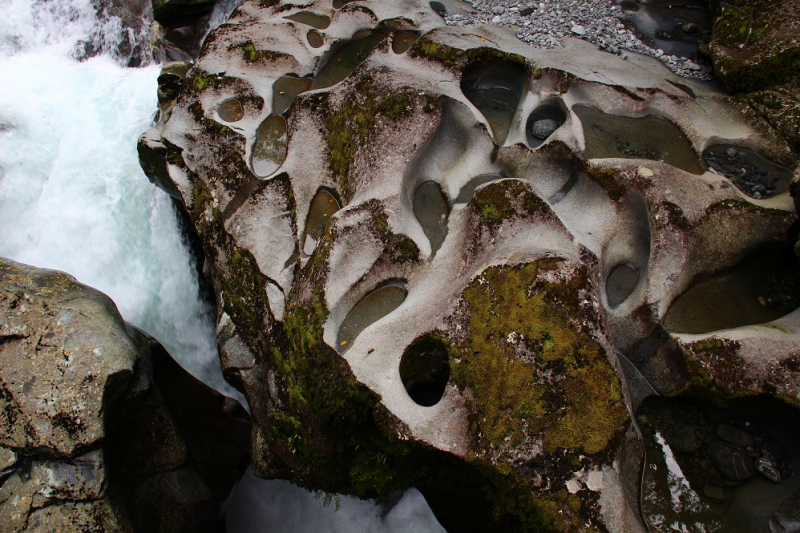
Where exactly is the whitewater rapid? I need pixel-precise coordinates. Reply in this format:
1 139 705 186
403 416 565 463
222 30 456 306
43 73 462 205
0 0 446 530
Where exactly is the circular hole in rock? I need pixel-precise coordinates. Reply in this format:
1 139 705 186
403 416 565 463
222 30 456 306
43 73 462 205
400 336 451 407
413 181 449 256
606 262 640 307
302 188 340 255
284 11 330 30
430 1 447 17
703 144 792 200
217 98 243 122
332 0 354 8
307 29 324 48
461 59 528 145
526 102 567 148
664 243 800 334
336 282 407 353
251 115 287 178
392 31 417 54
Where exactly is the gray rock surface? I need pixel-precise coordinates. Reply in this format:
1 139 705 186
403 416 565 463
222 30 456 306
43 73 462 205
0 258 138 457
0 258 249 532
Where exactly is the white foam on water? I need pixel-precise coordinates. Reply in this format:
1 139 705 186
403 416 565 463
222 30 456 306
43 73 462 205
226 468 447 533
0 0 242 402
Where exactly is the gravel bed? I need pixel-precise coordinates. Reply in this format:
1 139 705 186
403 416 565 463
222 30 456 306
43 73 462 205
444 0 714 80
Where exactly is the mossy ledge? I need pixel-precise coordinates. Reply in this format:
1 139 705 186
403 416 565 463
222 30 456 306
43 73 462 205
444 259 630 530
473 179 549 225
409 38 528 72
315 75 418 202
671 337 752 407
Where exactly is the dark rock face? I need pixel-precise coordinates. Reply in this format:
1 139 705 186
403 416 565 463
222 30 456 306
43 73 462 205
707 441 757 481
0 258 249 532
708 0 800 94
705 0 800 156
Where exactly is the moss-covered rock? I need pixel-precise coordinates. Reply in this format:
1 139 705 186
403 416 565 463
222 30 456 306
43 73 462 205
708 0 800 94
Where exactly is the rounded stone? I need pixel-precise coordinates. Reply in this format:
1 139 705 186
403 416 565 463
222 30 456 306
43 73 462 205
530 118 560 139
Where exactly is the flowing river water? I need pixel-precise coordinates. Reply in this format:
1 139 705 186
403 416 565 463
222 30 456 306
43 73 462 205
0 0 445 529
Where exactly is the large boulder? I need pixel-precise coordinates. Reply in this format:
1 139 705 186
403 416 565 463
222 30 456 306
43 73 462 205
707 0 800 94
705 0 800 154
140 0 800 530
0 258 249 532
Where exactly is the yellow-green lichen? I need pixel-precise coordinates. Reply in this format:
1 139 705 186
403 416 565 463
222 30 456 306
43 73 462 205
585 165 625 202
410 39 528 71
474 179 547 224
322 78 415 200
453 261 629 454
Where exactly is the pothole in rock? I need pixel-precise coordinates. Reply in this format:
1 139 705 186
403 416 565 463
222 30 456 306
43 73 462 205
526 101 567 148
217 98 243 122
637 395 800 532
574 104 703 174
272 76 313 116
392 31 417 54
284 11 331 30
400 335 451 407
332 0 355 8
413 181 449 257
460 59 527 145
605 192 651 308
336 281 408 353
251 115 288 178
311 30 389 90
663 244 800 334
703 144 793 200
615 0 713 60
430 1 447 17
307 30 324 49
606 263 640 308
302 188 340 256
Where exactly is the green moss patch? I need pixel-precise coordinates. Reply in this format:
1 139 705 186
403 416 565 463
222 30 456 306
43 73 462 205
234 41 294 63
319 77 416 201
409 39 528 72
453 260 629 454
584 165 625 202
473 179 548 225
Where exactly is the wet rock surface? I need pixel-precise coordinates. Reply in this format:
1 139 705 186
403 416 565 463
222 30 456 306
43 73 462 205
138 0 800 531
704 144 792 199
638 396 800 531
0 258 249 533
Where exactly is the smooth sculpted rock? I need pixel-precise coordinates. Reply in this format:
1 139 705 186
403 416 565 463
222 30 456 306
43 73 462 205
138 1 800 530
251 115 287 177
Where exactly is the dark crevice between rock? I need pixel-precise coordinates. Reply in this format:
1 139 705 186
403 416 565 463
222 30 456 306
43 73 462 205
105 327 250 533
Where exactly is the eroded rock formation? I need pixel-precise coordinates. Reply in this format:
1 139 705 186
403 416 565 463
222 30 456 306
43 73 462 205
139 0 800 530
